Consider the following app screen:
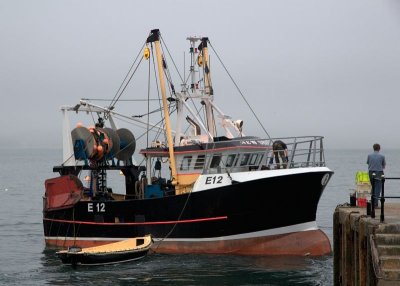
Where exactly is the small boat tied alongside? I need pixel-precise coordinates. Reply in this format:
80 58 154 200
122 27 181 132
56 235 152 267
43 29 334 256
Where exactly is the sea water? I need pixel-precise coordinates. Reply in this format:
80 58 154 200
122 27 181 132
1 148 400 285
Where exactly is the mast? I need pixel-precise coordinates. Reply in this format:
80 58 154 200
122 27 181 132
146 29 178 186
198 37 216 137
199 37 212 96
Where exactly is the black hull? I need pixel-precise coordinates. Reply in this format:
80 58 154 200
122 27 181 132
44 169 332 255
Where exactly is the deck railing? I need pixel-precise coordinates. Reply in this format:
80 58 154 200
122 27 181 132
371 176 400 222
201 136 326 174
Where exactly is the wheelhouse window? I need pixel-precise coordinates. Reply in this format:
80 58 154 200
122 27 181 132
180 155 192 171
225 154 236 167
210 154 222 168
249 154 260 166
257 154 264 165
240 154 250 166
194 155 205 170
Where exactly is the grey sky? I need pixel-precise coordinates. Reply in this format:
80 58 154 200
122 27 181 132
1 0 400 149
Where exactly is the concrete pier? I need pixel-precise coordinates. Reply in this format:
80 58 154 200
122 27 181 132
334 203 400 286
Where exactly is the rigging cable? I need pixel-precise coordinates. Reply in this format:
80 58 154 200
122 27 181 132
198 56 215 136
106 43 146 118
160 37 204 127
160 36 204 128
160 35 185 85
132 106 165 118
182 105 205 135
133 106 177 142
208 41 272 140
81 98 162 102
108 42 146 107
160 40 179 98
153 186 193 253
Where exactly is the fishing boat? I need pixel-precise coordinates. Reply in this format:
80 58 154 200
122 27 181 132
56 235 152 266
43 29 333 256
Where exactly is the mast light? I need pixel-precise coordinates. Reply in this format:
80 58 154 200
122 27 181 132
144 47 150 60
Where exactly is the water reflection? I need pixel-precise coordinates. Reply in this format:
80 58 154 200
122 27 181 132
37 250 332 286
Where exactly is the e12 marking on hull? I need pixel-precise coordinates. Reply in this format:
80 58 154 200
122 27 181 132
87 202 106 213
205 176 223 185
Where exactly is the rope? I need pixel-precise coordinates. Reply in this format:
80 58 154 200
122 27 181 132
140 38 195 249
160 35 205 130
82 98 163 102
110 55 144 113
160 41 177 95
160 35 185 84
208 41 271 140
132 106 165 118
153 187 193 252
72 206 76 246
108 42 146 111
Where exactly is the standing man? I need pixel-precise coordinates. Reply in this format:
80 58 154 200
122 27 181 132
271 140 289 169
367 143 386 207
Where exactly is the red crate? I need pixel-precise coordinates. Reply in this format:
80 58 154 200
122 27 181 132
357 197 367 207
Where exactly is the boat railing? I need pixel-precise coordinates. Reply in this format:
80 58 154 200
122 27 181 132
370 176 400 222
201 136 325 174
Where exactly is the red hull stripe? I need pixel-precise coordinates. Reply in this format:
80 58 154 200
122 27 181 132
141 145 270 155
43 215 228 226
